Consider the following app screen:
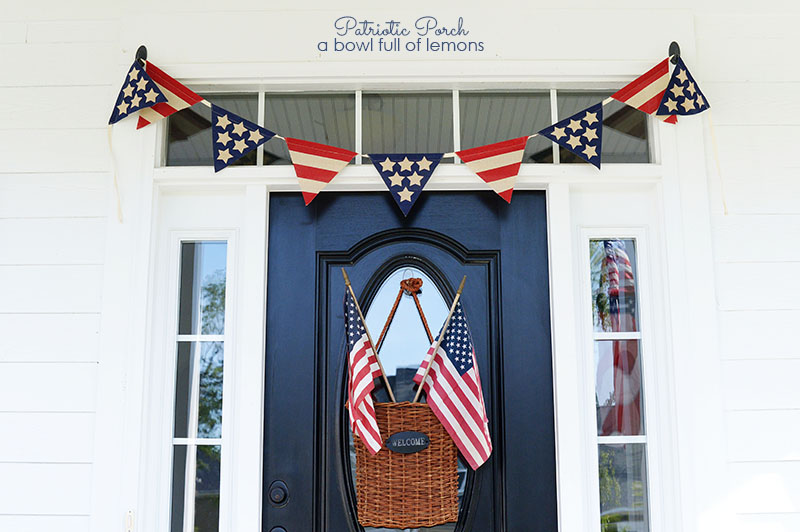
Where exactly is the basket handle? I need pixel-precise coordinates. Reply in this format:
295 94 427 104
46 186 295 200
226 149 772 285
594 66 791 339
375 278 434 353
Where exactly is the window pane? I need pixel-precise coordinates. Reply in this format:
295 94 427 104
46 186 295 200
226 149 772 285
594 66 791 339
170 445 188 532
459 91 553 162
173 342 194 438
263 93 355 165
363 267 449 402
595 340 644 436
557 92 649 164
362 93 454 160
198 342 224 438
590 239 639 333
166 94 258 166
178 242 228 335
598 444 650 532
195 445 221 532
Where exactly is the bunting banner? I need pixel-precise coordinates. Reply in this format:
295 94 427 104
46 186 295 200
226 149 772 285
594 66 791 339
136 61 203 129
109 47 711 206
108 61 166 125
612 58 677 124
369 153 443 216
539 102 604 169
456 136 528 203
286 138 357 205
657 57 710 117
212 105 276 172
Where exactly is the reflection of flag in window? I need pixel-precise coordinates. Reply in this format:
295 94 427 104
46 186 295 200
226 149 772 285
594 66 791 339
603 240 636 332
599 340 642 436
599 240 641 436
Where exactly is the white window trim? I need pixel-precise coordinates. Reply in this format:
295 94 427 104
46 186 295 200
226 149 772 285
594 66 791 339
576 228 677 532
151 230 239 532
91 63 721 532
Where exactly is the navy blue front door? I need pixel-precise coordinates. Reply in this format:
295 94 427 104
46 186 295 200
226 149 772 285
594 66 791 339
264 191 555 531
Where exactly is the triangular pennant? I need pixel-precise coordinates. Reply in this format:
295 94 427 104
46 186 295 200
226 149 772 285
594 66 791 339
656 57 710 117
456 137 528 203
135 61 204 129
369 153 443 216
108 61 167 125
286 138 357 205
539 103 603 169
212 105 275 172
612 58 677 124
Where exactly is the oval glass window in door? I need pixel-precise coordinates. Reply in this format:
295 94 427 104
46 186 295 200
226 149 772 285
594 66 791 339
347 265 469 531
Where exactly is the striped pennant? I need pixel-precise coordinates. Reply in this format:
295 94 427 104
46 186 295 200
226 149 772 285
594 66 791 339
456 136 529 203
136 61 203 129
612 58 677 124
285 138 357 205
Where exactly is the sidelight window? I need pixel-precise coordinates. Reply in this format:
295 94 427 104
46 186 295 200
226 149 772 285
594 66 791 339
589 239 651 532
170 241 229 532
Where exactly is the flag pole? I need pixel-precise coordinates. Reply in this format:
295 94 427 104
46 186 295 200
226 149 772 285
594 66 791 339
342 268 396 403
412 275 467 404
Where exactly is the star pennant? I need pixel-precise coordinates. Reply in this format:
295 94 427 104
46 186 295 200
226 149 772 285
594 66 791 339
108 61 167 125
212 105 275 172
457 136 528 203
136 61 203 129
369 153 443 216
656 57 709 117
539 103 603 169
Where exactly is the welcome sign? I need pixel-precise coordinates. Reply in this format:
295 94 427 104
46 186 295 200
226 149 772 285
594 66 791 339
317 16 485 53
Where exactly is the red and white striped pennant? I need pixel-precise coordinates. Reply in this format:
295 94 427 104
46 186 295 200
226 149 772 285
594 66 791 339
285 138 357 205
136 61 204 129
456 136 529 203
612 58 677 124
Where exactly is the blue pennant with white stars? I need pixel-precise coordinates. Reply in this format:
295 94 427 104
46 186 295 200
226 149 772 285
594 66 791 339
212 104 276 172
539 103 603 169
657 57 709 117
369 153 443 216
108 61 167 125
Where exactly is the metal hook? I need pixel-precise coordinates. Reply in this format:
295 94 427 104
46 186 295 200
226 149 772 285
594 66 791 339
135 45 148 66
669 41 680 65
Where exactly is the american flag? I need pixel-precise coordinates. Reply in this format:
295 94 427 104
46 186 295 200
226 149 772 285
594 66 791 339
414 301 492 470
345 289 383 455
135 61 203 129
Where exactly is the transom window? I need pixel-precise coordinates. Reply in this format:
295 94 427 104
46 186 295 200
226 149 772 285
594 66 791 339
165 90 651 167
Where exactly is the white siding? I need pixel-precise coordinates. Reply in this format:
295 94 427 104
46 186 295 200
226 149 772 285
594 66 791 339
0 8 110 532
700 10 800 530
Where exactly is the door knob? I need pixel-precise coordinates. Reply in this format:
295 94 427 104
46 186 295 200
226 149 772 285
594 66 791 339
268 480 289 506
270 528 287 532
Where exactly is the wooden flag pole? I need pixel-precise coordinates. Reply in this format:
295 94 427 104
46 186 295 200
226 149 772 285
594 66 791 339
342 268 396 403
412 275 467 404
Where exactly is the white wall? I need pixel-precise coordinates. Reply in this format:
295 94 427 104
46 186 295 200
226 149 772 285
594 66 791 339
0 2 798 531
697 10 800 531
0 6 116 532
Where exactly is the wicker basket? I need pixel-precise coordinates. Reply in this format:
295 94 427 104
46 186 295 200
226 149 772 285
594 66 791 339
354 401 459 529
